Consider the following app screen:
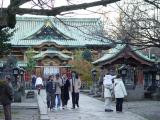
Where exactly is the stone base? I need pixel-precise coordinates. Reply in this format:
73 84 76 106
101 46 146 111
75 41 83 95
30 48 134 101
152 93 160 101
14 91 22 102
26 91 35 99
40 115 50 120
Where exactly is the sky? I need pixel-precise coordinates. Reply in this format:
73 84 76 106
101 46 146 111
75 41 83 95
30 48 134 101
0 0 120 19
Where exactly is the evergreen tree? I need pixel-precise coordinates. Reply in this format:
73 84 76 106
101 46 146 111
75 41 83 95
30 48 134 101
82 49 92 62
0 28 13 57
25 48 36 74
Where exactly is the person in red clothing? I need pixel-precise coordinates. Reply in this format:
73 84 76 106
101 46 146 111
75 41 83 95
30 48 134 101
24 72 31 89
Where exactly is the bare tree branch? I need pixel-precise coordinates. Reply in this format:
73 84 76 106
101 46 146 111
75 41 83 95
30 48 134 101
10 0 31 7
98 0 160 48
6 0 121 16
144 0 160 9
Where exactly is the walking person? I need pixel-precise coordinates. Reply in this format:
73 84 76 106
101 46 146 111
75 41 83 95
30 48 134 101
114 74 127 112
70 71 81 109
31 74 36 90
103 73 116 112
55 73 62 109
0 78 13 120
46 75 56 111
35 75 43 95
61 74 70 109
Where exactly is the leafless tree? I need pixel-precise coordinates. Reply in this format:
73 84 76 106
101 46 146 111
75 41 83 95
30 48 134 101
144 0 160 9
0 0 120 29
101 0 160 48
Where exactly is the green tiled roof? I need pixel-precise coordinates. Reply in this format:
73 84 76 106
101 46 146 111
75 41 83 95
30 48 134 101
10 15 111 47
33 49 72 60
130 47 157 63
93 44 157 65
93 44 125 64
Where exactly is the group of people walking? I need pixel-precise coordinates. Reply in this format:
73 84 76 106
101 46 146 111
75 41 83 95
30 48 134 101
0 70 127 120
35 70 127 112
103 73 127 112
45 71 81 110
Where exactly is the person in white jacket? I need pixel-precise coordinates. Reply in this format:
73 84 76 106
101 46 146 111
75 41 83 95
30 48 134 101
114 74 127 112
35 76 43 95
103 73 116 112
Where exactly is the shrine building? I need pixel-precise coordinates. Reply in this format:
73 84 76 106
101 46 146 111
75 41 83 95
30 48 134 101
0 16 112 79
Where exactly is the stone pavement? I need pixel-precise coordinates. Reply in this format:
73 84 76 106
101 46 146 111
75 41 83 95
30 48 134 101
36 89 49 120
0 94 39 120
37 90 148 120
123 101 160 120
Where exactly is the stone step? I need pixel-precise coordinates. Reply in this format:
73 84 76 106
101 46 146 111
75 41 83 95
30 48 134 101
26 91 35 99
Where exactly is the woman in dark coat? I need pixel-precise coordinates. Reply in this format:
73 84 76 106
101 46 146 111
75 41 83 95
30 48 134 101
61 74 70 109
0 79 13 120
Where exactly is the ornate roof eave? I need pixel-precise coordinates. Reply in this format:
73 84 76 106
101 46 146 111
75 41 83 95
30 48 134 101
101 51 153 67
93 44 156 66
93 44 126 65
32 42 105 50
33 41 65 49
33 50 72 61
85 43 113 50
12 45 32 48
35 55 71 61
12 44 111 49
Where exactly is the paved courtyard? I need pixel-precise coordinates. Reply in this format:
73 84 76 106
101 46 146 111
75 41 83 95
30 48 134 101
123 101 160 120
1 90 159 120
38 90 148 120
0 107 39 120
0 92 39 120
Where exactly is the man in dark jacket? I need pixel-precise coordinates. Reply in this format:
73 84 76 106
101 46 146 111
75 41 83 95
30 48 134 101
0 79 13 120
46 75 56 111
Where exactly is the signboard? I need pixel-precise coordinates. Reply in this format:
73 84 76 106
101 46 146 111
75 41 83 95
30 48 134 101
43 66 60 77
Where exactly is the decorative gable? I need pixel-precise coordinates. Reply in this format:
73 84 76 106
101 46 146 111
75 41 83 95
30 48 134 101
24 20 72 40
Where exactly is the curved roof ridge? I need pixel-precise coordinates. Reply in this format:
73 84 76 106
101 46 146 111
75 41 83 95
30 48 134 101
11 16 111 47
93 44 126 64
16 15 100 22
33 49 72 60
130 46 157 62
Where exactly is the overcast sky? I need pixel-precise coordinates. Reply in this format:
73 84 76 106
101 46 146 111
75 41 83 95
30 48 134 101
0 0 120 19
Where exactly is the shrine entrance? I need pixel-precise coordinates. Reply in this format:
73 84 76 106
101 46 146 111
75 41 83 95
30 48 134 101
35 65 71 78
